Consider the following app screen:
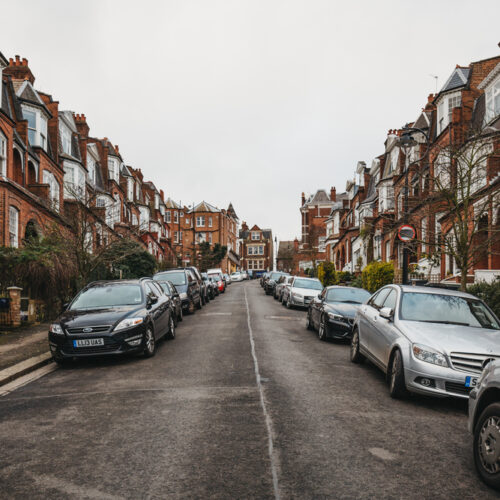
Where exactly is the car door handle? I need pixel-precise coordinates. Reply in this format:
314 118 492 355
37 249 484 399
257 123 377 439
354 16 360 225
373 315 378 321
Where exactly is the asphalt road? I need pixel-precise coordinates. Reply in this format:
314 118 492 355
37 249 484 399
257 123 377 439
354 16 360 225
0 281 494 499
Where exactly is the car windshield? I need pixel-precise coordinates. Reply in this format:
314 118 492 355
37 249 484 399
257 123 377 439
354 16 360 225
70 284 143 310
400 292 500 329
155 271 186 286
326 288 370 304
231 273 240 276
294 279 323 290
270 272 287 280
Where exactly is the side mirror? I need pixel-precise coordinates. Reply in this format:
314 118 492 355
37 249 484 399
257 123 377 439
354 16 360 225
62 302 70 311
173 292 180 299
379 307 394 321
147 295 158 307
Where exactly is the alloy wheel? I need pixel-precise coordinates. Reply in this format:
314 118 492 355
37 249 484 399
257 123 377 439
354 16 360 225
479 416 500 473
168 316 176 339
144 327 155 357
318 319 326 341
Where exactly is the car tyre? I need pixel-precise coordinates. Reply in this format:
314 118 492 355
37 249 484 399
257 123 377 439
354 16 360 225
350 328 365 364
306 310 314 331
188 300 195 314
166 315 176 340
178 308 183 322
318 316 328 341
53 354 69 367
388 349 408 399
143 326 156 358
196 296 202 310
286 297 292 309
474 402 500 490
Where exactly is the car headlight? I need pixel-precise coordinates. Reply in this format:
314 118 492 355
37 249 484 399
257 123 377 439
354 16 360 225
114 317 144 332
412 344 448 367
327 312 344 322
49 323 64 335
179 292 188 299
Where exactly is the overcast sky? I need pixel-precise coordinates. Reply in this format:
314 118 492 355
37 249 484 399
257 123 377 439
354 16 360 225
2 1 499 240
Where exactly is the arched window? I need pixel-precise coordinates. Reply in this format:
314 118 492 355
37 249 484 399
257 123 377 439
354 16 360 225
25 220 40 241
27 161 37 185
13 148 23 185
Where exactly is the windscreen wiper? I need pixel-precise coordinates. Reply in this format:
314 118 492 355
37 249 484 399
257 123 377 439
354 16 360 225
420 320 470 326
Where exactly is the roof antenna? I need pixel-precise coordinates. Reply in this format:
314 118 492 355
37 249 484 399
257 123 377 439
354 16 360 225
429 74 438 94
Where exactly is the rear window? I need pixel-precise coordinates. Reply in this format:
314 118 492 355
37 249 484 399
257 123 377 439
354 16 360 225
155 271 186 286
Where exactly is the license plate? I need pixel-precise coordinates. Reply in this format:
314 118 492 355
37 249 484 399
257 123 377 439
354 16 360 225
73 338 104 347
465 376 478 388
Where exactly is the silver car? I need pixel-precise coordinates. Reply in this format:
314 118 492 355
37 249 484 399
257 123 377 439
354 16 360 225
350 285 500 399
468 359 500 489
277 276 294 302
283 277 323 309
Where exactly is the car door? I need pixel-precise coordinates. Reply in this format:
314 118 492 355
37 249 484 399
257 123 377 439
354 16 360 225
369 288 399 367
358 287 391 360
311 289 326 328
146 282 168 336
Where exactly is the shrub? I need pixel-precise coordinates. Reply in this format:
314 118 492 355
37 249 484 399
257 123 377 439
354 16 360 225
317 262 338 287
361 261 394 293
337 271 354 283
468 279 500 319
351 275 364 289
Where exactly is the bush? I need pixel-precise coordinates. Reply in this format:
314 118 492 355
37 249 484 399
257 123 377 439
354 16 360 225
468 279 500 319
350 275 364 288
317 262 338 287
362 261 394 293
337 271 354 283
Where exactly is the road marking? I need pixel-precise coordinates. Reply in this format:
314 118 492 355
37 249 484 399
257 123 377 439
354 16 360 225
244 287 280 500
200 312 233 316
0 363 57 397
369 448 396 461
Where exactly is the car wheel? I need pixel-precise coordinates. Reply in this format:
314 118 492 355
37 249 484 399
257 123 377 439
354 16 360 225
178 308 183 322
350 328 365 364
166 315 176 340
318 316 328 341
388 349 408 399
196 297 202 310
286 297 292 309
52 354 69 367
143 327 156 358
188 300 195 314
474 402 500 490
306 311 314 331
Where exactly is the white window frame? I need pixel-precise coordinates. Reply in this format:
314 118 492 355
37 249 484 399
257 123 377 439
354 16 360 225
42 170 60 211
251 231 260 240
0 133 6 177
196 215 205 227
59 123 72 155
22 105 48 150
166 211 171 223
9 206 19 248
108 157 119 183
208 216 213 227
484 75 500 124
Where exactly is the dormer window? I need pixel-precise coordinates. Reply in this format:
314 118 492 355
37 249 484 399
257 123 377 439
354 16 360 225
23 106 48 150
484 74 500 124
107 157 119 183
251 231 260 240
59 123 72 155
437 91 461 135
87 157 96 184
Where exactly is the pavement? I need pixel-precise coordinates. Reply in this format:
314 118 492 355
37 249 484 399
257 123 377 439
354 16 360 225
0 281 494 499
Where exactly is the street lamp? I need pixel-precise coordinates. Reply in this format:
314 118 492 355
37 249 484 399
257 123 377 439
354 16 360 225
397 126 430 285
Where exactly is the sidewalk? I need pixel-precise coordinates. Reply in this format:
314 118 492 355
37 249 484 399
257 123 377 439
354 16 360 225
0 322 51 372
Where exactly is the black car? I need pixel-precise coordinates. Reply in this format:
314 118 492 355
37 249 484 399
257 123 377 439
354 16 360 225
156 280 183 324
307 286 371 341
186 266 209 305
264 271 289 295
48 279 175 364
154 269 202 313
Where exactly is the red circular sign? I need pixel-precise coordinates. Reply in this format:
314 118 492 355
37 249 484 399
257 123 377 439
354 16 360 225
398 225 416 242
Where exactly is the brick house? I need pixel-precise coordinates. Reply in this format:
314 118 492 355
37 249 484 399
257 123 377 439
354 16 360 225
239 222 273 272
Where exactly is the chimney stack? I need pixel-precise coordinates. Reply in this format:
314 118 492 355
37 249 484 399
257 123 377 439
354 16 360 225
301 192 305 205
330 186 336 202
4 54 35 84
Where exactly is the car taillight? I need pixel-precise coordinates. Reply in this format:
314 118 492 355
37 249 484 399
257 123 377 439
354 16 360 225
218 281 222 286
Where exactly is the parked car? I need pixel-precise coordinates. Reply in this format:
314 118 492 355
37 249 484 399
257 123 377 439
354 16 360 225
48 278 175 364
264 271 289 295
273 275 288 299
277 276 294 303
241 270 249 280
156 280 183 325
307 286 371 340
154 269 202 313
202 272 217 299
350 285 500 399
282 277 323 308
185 266 209 305
224 273 232 285
469 359 500 490
207 269 226 293
231 271 244 282
260 272 270 287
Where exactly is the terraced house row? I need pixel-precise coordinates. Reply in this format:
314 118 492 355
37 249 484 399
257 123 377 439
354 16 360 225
291 51 500 285
0 53 239 272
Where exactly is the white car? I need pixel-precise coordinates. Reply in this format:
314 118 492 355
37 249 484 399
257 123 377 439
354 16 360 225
230 272 244 282
283 277 323 309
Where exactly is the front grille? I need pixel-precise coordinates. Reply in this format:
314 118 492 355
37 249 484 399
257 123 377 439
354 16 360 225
445 381 471 396
449 352 499 375
66 325 111 334
304 296 313 303
63 337 120 354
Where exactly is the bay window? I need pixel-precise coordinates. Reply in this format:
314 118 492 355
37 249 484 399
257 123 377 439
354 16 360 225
0 133 6 177
108 157 119 182
59 123 72 155
196 215 205 227
22 106 48 150
42 170 60 211
127 178 134 201
436 91 461 135
63 161 86 199
484 75 500 124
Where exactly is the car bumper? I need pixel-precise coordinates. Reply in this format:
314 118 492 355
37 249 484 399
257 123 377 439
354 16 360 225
404 361 477 399
48 324 147 359
288 296 312 308
326 318 354 339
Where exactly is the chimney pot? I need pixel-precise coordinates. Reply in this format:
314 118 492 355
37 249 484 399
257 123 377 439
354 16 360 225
15 55 20 65
22 58 27 66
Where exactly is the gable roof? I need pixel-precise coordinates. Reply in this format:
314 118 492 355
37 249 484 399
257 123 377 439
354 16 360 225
439 66 470 94
165 198 181 209
15 80 51 115
226 202 238 219
190 200 219 213
303 189 333 207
